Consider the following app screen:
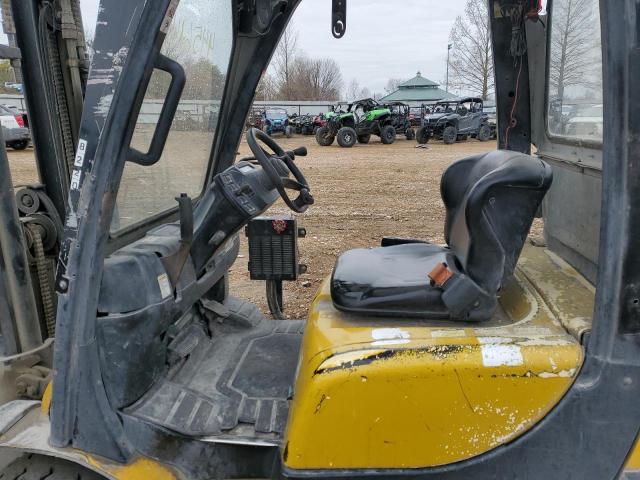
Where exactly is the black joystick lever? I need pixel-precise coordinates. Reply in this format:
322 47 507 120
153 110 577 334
286 146 308 160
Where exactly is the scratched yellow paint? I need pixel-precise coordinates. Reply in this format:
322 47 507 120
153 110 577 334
86 455 177 480
41 382 52 414
284 246 586 471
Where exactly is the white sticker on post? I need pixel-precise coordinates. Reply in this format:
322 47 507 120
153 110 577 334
157 273 172 299
74 138 88 167
481 344 524 367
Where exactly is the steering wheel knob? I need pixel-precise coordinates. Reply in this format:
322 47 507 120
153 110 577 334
300 188 314 206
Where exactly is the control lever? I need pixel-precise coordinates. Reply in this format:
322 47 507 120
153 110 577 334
160 193 194 289
286 146 308 159
239 147 306 164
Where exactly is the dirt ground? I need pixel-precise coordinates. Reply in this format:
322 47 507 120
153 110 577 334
7 134 541 320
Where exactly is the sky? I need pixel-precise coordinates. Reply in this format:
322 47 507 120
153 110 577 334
3 0 466 95
289 0 466 95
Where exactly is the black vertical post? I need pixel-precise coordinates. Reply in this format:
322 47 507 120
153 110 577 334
0 127 43 352
11 0 71 219
489 0 532 153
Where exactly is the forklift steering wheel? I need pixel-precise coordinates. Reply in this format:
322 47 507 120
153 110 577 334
246 128 314 213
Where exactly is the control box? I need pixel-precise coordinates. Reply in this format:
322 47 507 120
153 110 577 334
245 216 305 281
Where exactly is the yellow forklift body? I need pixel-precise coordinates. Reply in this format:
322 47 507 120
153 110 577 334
284 245 587 470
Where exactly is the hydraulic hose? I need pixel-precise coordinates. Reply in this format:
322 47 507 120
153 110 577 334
266 280 286 320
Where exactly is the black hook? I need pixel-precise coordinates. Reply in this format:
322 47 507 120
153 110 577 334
331 0 347 38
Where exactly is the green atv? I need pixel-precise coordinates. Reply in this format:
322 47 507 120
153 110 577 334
315 98 406 148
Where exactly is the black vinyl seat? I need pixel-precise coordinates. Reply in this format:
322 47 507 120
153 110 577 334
330 150 553 322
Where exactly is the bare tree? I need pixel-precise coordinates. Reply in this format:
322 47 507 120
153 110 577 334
256 72 278 101
384 77 404 94
448 0 493 99
346 79 371 100
288 56 343 101
359 86 371 99
273 25 299 100
549 0 599 100
346 78 361 100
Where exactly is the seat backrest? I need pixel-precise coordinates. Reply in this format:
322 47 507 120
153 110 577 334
441 150 553 293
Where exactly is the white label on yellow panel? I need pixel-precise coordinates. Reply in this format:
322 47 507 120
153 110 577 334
371 328 410 346
481 344 524 367
431 329 467 339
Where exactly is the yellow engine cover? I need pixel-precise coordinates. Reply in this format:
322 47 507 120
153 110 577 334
284 249 585 471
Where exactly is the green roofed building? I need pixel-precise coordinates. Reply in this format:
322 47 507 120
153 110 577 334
379 72 457 107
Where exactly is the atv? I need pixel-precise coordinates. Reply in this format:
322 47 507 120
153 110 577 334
245 106 266 131
262 107 293 137
294 113 323 135
315 98 399 148
416 97 492 144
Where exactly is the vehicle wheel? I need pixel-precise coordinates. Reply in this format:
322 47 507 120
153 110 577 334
405 128 415 141
443 125 457 144
357 134 371 144
262 124 271 136
477 124 491 142
337 127 357 148
416 127 430 144
10 140 28 150
380 125 396 144
315 126 335 146
285 126 293 138
0 454 106 479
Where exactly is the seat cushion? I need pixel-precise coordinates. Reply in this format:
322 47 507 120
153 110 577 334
330 243 459 318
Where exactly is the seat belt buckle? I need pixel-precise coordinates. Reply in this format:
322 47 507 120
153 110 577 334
428 262 454 287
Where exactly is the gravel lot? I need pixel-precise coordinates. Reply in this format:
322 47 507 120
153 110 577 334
7 134 540 319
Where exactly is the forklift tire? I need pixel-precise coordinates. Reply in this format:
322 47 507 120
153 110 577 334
380 125 396 144
337 127 357 148
315 126 335 146
477 124 491 141
405 128 415 141
443 125 457 144
0 454 106 479
285 126 293 138
416 126 430 144
9 140 28 150
357 134 371 144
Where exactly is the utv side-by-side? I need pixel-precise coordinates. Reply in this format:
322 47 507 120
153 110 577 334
262 107 293 137
1 0 640 479
316 98 413 148
383 101 416 141
416 97 492 144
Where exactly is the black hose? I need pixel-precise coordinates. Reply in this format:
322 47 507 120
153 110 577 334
266 280 285 320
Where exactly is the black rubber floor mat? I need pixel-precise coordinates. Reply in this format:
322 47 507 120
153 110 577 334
125 310 304 443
